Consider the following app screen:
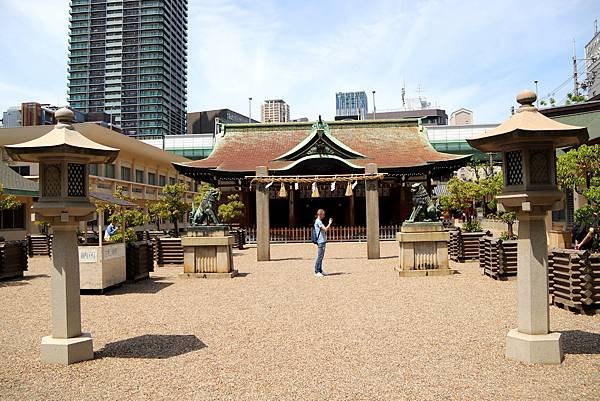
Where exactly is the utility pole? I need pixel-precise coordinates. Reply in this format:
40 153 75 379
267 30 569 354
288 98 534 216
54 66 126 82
372 90 376 120
573 39 580 96
248 97 253 123
534 80 539 108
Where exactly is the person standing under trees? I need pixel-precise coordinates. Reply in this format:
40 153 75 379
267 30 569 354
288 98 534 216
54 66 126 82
104 222 117 242
313 209 333 278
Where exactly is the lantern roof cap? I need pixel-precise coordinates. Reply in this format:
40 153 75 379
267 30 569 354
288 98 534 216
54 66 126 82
5 107 119 163
467 90 589 152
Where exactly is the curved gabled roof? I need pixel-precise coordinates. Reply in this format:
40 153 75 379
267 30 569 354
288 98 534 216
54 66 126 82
175 119 469 174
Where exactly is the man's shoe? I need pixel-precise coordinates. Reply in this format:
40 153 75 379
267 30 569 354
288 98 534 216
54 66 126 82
315 272 324 277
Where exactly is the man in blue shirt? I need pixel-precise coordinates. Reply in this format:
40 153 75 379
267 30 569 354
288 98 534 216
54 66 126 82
314 209 333 277
104 222 117 242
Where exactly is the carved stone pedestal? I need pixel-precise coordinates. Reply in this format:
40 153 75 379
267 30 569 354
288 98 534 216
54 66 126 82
395 222 454 277
179 226 237 279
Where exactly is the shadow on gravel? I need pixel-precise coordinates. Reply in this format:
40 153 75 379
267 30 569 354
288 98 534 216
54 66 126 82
561 330 600 355
96 334 207 359
0 274 49 287
234 272 251 278
104 277 174 296
270 257 305 261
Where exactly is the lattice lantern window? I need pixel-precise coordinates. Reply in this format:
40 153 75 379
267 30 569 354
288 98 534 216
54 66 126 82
502 146 556 189
68 163 87 197
39 161 89 201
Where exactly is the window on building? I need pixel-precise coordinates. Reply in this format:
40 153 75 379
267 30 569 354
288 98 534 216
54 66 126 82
105 164 115 178
135 169 144 183
89 164 99 176
0 203 25 229
121 166 131 181
159 175 166 187
148 172 156 186
169 177 176 185
9 165 31 177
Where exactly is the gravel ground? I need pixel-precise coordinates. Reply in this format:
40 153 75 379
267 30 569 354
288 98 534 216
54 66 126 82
0 242 598 401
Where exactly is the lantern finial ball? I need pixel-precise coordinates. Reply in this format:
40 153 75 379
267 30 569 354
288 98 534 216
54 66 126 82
54 107 75 125
516 90 537 107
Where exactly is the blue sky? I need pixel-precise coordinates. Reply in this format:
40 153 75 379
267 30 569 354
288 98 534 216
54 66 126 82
0 0 598 123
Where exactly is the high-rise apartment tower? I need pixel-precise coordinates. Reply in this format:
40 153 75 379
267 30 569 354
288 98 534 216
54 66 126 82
68 0 188 136
261 99 290 123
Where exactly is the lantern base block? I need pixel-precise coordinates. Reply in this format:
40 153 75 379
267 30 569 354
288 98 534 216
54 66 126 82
41 333 93 365
505 329 563 365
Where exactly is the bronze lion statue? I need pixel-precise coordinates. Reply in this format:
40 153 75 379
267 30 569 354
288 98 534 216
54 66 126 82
191 188 221 226
406 183 439 223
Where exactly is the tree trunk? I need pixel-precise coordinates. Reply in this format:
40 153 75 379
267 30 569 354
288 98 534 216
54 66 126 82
173 218 179 237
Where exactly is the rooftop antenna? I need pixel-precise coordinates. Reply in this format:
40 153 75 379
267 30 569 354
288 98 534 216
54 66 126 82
595 19 598 35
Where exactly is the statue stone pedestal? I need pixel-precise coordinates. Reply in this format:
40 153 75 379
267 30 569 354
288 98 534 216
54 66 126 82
395 222 454 277
179 226 237 279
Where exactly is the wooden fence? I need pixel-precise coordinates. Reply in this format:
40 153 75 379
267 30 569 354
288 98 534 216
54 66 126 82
0 240 28 280
479 236 518 280
449 229 490 262
549 249 600 314
244 225 401 244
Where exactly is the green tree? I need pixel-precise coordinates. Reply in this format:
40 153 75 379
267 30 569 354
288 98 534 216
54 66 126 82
147 201 169 231
557 144 600 231
154 183 191 237
97 185 147 243
445 177 483 221
0 184 21 211
218 193 245 223
565 92 586 105
499 211 517 238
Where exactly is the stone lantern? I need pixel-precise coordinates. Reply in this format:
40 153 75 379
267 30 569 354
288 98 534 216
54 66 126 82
468 90 588 364
5 108 119 364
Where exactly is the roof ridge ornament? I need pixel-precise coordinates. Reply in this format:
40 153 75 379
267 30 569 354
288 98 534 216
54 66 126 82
515 90 537 113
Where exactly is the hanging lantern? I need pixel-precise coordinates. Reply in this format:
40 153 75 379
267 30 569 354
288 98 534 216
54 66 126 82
345 181 353 196
311 182 320 198
278 183 288 198
330 181 336 192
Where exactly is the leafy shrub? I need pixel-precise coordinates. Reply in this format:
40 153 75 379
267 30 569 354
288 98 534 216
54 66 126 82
462 220 482 233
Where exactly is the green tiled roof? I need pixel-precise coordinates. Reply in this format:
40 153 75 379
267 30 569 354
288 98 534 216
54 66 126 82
551 111 600 141
0 162 38 197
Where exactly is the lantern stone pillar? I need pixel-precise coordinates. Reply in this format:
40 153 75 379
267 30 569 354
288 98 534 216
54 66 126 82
6 108 119 365
256 166 270 261
365 163 380 259
468 90 588 365
41 223 94 364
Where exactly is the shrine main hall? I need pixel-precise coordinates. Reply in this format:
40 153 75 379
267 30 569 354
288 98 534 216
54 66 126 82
174 118 470 228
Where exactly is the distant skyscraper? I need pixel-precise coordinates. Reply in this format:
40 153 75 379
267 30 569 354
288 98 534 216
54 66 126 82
585 27 600 99
1 107 21 128
68 0 188 136
336 91 368 120
262 99 290 123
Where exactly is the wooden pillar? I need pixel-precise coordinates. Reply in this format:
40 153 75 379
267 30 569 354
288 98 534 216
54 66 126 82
347 193 355 226
255 166 270 261
288 188 296 227
365 163 380 259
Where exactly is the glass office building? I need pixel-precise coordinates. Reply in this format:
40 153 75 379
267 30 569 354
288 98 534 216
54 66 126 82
68 0 188 137
335 91 368 120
